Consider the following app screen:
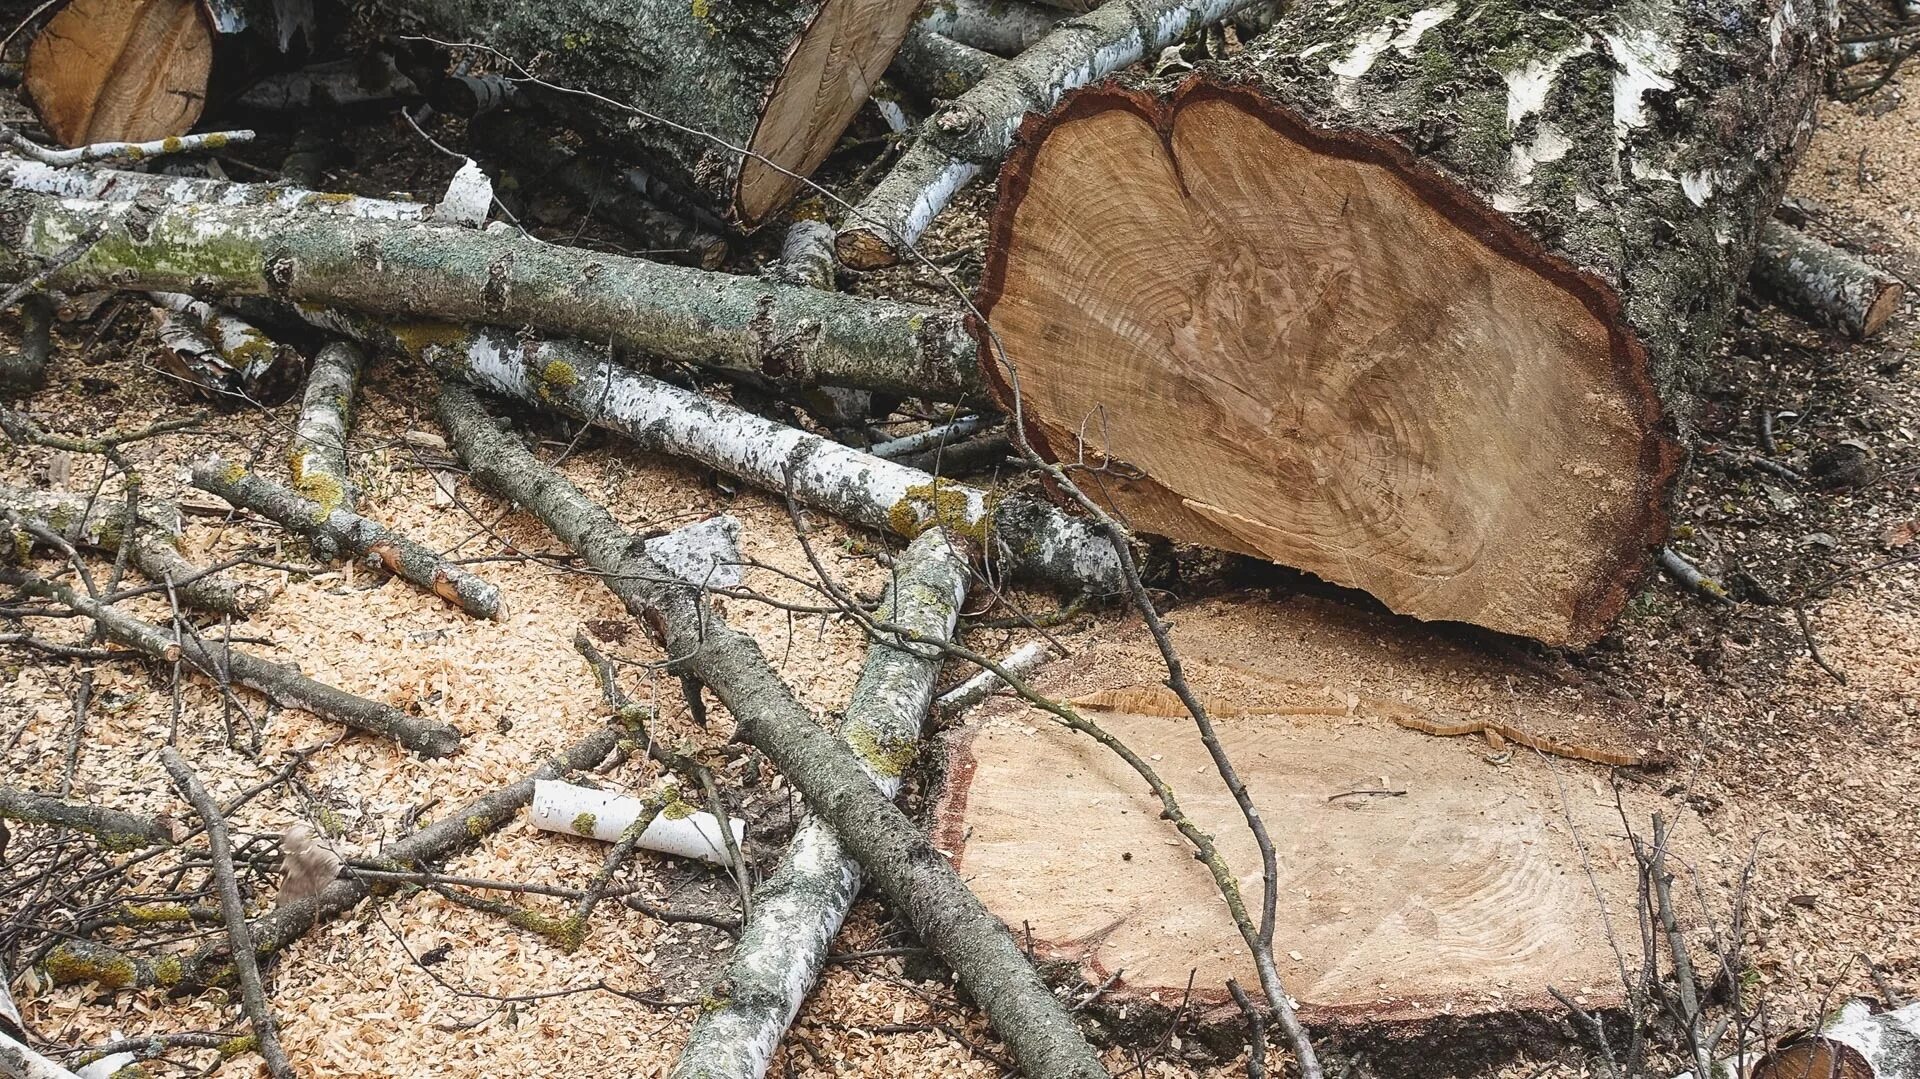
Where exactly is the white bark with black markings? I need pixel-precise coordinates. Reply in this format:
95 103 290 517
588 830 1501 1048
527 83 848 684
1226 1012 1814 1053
1750 220 1905 339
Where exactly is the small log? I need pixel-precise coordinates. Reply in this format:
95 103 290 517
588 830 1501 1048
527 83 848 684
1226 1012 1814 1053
0 1030 84 1079
0 786 181 850
0 294 52 392
147 293 302 403
5 570 462 756
286 340 364 560
0 158 428 220
528 780 744 867
976 0 1830 644
438 384 1111 1079
0 190 982 399
766 220 837 292
356 0 926 228
44 729 616 992
891 26 1006 102
836 0 1256 268
934 639 1049 722
189 460 504 620
669 528 969 1079
1749 220 1905 339
421 324 1120 594
1680 1001 1920 1079
0 482 269 616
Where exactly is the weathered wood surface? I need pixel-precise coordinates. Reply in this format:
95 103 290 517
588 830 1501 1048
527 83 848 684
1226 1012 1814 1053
976 0 1831 644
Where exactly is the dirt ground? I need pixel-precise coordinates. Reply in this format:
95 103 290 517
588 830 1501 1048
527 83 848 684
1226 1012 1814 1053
1 39 1917 1079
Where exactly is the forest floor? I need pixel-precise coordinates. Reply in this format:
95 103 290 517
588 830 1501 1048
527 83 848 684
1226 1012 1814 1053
0 52 1916 1079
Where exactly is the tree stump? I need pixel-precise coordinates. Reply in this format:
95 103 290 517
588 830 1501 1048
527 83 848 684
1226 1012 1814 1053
363 0 924 228
976 0 1831 644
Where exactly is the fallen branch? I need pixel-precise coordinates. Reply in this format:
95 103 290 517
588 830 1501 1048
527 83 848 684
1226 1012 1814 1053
286 341 365 558
190 460 505 621
836 0 1254 267
0 157 429 221
438 385 1110 1079
158 748 295 1079
669 528 969 1079
44 729 616 991
0 189 983 399
528 780 742 867
0 786 181 850
934 639 1049 723
1749 220 1906 339
0 482 268 616
422 326 1119 594
2 568 462 756
147 293 302 403
0 127 252 167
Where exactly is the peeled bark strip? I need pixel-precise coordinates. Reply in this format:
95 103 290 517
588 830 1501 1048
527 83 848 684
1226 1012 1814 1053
6 571 461 755
44 730 615 992
977 0 1829 645
0 191 982 399
438 385 1109 1079
357 0 923 228
190 460 504 621
426 326 1120 594
1750 220 1905 338
836 0 1255 268
0 483 268 616
670 528 969 1079
0 786 181 850
528 780 745 867
287 340 364 560
147 293 302 403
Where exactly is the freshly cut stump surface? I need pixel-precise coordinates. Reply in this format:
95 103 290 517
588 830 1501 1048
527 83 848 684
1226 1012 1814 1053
934 597 1664 1039
978 86 1675 645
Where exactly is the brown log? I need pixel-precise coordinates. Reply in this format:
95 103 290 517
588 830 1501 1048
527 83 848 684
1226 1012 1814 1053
23 0 212 146
975 1 1831 645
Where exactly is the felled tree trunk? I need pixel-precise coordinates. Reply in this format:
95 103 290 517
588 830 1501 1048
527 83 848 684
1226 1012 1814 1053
0 190 982 399
356 0 924 228
976 0 1831 645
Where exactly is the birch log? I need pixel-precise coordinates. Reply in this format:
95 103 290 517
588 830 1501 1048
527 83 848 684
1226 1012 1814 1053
1678 1001 1920 1079
0 190 983 399
0 1030 84 1079
975 0 1830 644
3 571 462 756
422 325 1120 594
669 528 969 1079
146 293 302 403
188 460 506 620
919 0 1063 54
437 385 1110 1079
353 0 925 228
1749 220 1905 338
286 340 364 560
43 730 616 992
0 157 429 220
835 0 1257 268
0 483 268 616
528 780 745 867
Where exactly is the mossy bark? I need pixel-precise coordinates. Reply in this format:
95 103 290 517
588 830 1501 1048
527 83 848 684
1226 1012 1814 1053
350 0 917 227
670 528 969 1079
0 190 982 399
190 461 505 620
287 340 363 561
438 385 1110 1079
0 786 179 850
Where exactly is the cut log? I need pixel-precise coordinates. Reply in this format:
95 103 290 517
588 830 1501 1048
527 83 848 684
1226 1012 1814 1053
23 0 212 146
931 597 1667 1055
1679 1001 1920 1079
0 189 983 399
1749 220 1905 339
976 0 1831 644
359 0 924 228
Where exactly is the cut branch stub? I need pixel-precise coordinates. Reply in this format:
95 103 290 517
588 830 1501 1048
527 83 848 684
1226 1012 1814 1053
977 0 1829 645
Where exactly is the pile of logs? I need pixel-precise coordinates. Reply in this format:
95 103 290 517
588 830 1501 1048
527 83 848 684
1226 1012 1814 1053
0 0 1913 1074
